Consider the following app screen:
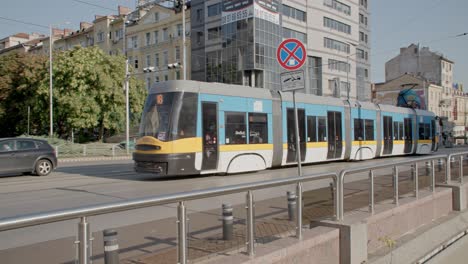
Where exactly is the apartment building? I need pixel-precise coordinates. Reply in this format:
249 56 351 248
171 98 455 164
125 2 191 89
190 0 371 100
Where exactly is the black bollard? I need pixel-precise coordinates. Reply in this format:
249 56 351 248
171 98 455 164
103 229 119 264
222 203 233 240
287 191 297 221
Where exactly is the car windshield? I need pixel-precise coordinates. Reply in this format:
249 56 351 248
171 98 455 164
139 92 197 141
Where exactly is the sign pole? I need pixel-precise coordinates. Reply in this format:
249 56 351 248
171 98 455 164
293 90 302 176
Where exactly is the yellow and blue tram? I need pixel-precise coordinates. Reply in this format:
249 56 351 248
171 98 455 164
133 80 439 176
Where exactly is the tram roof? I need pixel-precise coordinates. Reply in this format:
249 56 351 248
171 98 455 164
149 80 273 100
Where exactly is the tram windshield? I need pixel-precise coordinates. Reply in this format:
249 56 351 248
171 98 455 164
139 92 198 141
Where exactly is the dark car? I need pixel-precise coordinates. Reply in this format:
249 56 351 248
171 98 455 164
0 138 58 176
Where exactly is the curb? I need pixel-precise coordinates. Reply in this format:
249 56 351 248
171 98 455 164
58 156 132 163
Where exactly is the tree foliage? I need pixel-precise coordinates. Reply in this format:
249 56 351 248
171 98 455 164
0 47 146 141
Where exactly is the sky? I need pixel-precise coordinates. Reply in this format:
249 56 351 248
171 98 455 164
1 0 467 86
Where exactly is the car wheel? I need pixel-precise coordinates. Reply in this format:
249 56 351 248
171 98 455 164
35 159 52 176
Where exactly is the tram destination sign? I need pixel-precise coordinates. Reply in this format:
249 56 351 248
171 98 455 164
280 70 305 92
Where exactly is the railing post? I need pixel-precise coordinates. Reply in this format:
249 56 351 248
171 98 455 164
78 217 89 264
431 160 436 193
446 156 452 183
246 191 255 256
332 179 338 220
414 163 419 199
369 170 374 214
177 201 187 264
296 182 303 239
460 156 464 184
393 166 399 206
287 191 296 221
338 174 344 221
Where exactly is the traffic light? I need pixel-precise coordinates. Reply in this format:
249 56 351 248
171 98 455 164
167 62 181 69
174 0 183 12
143 66 155 73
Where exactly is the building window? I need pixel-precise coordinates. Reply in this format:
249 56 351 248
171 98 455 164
225 112 246 144
196 9 203 22
324 0 351 15
131 36 138 48
207 27 221 40
324 37 350 53
175 46 180 61
324 17 351 34
134 58 139 69
97 32 105 42
328 59 350 72
360 0 368 9
163 50 168 65
308 56 322 96
177 24 183 37
146 78 151 90
360 32 368 43
154 31 159 44
146 55 151 67
155 53 159 67
208 3 221 17
154 12 159 22
146 32 151 46
155 75 160 82
115 29 123 40
162 28 169 41
282 5 306 22
283 28 307 43
164 73 168 81
249 113 268 144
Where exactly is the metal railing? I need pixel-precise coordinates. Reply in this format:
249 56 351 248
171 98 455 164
446 151 468 184
337 154 448 221
2 152 468 263
0 171 337 264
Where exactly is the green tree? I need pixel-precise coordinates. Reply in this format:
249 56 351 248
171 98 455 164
53 46 146 140
0 47 146 140
0 52 49 137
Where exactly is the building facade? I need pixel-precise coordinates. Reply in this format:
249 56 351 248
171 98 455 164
190 0 371 99
126 3 191 89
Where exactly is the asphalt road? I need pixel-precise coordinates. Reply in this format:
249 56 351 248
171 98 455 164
0 146 466 263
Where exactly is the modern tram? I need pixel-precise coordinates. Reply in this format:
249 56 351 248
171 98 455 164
133 80 439 176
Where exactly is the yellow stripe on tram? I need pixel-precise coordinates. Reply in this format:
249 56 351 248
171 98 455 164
135 136 202 154
220 144 274 152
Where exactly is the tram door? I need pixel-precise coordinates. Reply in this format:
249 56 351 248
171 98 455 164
383 116 393 154
286 109 306 163
404 118 413 153
327 111 343 159
201 102 218 170
431 120 437 151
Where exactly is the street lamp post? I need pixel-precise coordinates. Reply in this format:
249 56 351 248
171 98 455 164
346 42 358 100
122 16 130 155
182 0 186 80
49 25 53 137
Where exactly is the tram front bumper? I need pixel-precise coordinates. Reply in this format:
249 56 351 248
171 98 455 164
133 152 198 176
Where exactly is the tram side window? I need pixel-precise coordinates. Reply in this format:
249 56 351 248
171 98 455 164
399 123 404 140
225 112 247 144
307 116 317 142
419 123 431 140
393 122 398 140
174 93 198 139
354 119 364 140
317 117 327 142
365 119 374 140
249 113 268 144
419 123 430 140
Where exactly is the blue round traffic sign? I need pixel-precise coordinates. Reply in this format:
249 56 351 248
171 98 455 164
277 39 307 71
